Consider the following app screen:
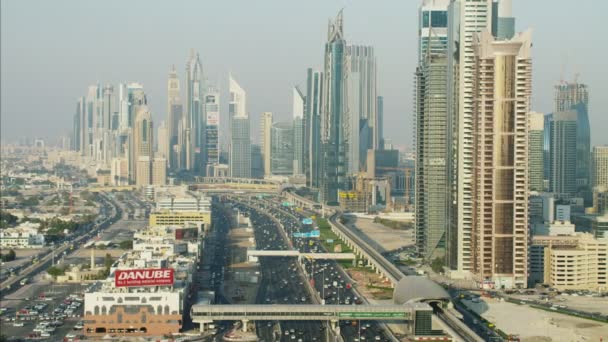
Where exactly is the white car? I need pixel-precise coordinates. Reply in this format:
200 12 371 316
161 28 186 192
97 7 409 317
12 322 24 327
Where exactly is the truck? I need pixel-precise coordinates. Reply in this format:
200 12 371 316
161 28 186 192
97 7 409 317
20 278 29 286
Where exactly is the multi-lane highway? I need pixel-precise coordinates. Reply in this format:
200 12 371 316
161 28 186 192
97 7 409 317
227 198 326 341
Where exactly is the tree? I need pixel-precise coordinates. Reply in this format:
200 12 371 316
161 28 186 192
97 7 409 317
119 240 133 250
431 257 445 274
1 249 16 262
104 253 114 269
46 266 66 277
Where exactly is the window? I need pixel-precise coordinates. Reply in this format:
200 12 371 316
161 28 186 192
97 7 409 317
422 11 430 28
431 11 448 28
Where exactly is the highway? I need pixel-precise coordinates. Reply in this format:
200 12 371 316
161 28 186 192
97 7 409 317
226 198 326 341
0 192 121 298
244 196 391 342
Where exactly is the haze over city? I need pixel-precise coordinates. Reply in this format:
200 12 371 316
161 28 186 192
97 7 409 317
1 1 608 342
1 0 606 146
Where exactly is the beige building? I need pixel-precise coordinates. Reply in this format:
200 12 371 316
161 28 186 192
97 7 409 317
471 30 532 289
136 156 151 187
260 111 273 177
542 234 607 292
152 158 167 186
111 158 129 186
592 146 608 189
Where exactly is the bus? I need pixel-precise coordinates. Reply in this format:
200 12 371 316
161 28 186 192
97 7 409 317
20 278 29 286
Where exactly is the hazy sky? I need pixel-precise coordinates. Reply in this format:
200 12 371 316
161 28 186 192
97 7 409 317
1 0 607 147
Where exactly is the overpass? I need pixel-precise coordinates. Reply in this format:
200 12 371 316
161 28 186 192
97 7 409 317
247 249 356 260
191 303 433 334
189 178 280 193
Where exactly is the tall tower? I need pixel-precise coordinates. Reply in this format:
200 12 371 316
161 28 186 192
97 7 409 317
305 68 323 189
167 66 183 170
446 0 493 275
260 112 273 177
554 82 590 194
592 146 608 189
320 10 348 204
548 110 578 198
133 106 153 186
471 29 532 289
415 0 450 262
346 45 377 171
185 49 205 172
377 95 384 150
293 87 306 175
528 112 545 192
204 85 220 175
229 74 251 178
271 121 295 176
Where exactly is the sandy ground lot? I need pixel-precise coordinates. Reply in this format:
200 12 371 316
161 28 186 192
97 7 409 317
346 217 414 252
510 293 608 316
463 297 608 342
1 248 49 268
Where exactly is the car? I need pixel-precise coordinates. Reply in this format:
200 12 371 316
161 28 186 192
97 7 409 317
13 322 24 327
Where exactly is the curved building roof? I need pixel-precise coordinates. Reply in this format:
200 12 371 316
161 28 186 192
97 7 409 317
393 276 450 304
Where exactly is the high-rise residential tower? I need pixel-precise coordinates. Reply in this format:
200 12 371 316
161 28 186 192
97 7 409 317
229 74 251 178
529 112 545 192
446 0 492 275
377 95 384 150
305 68 323 189
555 82 590 192
167 66 183 170
204 85 220 175
293 87 305 175
471 29 532 289
320 10 348 204
592 146 608 189
185 49 205 172
415 0 450 261
260 112 273 177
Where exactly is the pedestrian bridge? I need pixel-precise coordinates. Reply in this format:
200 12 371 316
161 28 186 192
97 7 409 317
247 250 356 260
191 303 430 323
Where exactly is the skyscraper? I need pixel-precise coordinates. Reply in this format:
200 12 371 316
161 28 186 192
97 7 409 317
305 68 323 189
293 87 305 175
415 0 450 261
491 0 515 40
529 112 545 192
229 74 251 178
157 121 168 161
320 10 348 204
271 121 295 176
167 66 183 170
549 110 578 198
260 112 273 177
555 82 590 192
446 0 492 275
133 106 153 186
377 95 384 150
185 49 205 172
471 29 532 289
592 146 608 189
204 85 220 175
346 45 377 172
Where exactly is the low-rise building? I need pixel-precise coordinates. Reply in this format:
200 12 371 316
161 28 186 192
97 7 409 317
84 224 199 337
529 233 607 291
0 222 45 248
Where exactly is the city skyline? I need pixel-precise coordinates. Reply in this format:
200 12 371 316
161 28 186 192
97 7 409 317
2 0 607 148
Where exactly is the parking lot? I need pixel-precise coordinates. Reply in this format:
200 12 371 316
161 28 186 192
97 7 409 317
1 281 88 340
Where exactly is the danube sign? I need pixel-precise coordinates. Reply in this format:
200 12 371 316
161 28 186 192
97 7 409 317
115 268 174 287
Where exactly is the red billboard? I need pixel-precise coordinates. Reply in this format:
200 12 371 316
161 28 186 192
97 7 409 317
175 227 198 240
115 268 174 287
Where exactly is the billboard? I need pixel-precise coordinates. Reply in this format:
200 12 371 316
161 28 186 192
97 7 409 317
115 268 174 287
302 218 313 225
